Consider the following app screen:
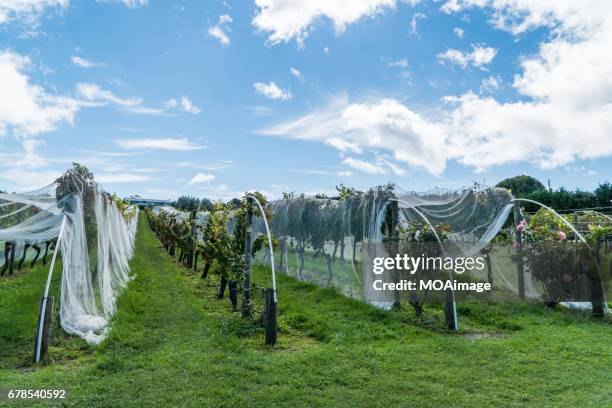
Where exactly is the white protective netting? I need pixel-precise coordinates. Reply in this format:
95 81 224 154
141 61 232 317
0 170 138 344
148 184 608 311
250 185 608 308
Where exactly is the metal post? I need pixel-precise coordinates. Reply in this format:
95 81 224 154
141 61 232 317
245 195 277 304
35 216 66 363
513 201 526 300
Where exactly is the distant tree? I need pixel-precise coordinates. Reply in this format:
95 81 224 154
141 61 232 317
524 188 598 212
594 182 612 206
200 198 214 212
175 196 200 212
496 175 546 197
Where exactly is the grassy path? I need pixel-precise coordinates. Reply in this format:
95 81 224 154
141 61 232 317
0 215 611 407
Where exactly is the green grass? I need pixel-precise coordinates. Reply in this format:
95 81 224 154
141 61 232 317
0 215 610 407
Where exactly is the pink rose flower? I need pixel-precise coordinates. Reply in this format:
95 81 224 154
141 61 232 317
558 231 567 241
516 219 527 233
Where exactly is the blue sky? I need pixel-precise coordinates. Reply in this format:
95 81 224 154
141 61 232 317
0 0 610 199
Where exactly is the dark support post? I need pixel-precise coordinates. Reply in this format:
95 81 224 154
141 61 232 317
513 201 526 300
444 290 456 330
242 199 253 318
590 241 605 317
0 242 10 276
263 288 277 345
485 252 493 285
34 295 54 363
8 241 15 276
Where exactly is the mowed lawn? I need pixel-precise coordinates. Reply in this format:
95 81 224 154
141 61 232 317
0 215 610 407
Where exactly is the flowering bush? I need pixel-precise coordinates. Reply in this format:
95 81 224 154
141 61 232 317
519 208 585 305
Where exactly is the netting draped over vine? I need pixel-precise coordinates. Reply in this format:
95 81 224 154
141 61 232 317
395 187 514 256
247 185 608 307
151 183 608 310
0 175 138 344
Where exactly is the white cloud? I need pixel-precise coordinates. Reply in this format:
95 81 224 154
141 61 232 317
179 96 201 114
260 95 447 175
261 2 612 178
165 96 201 114
337 170 354 177
254 81 292 101
409 12 425 36
176 160 233 171
76 82 141 107
387 58 409 68
188 173 215 184
438 44 497 68
70 55 105 68
290 67 304 82
342 157 386 175
439 1 612 170
208 14 232 45
479 76 500 93
323 47 330 54
325 137 362 153
440 0 462 14
97 0 148 8
0 0 67 26
77 83 199 115
252 0 396 46
116 137 207 151
453 27 464 38
0 50 80 137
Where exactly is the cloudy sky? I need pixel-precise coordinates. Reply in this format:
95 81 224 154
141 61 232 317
0 0 611 199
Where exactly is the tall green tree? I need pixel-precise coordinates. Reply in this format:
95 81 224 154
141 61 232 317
496 175 546 197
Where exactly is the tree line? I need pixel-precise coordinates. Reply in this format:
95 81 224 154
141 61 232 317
496 175 612 212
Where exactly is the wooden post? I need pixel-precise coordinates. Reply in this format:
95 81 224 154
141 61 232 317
242 200 253 318
263 288 277 345
513 201 525 300
34 296 54 363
